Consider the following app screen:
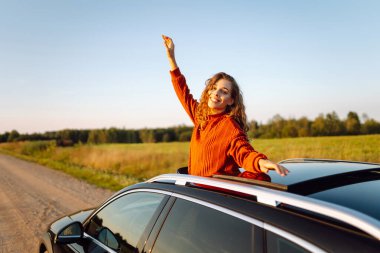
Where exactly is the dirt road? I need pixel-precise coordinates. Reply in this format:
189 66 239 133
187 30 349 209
0 153 114 253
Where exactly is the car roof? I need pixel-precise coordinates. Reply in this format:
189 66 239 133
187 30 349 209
271 158 380 186
147 160 380 240
309 179 380 220
268 159 380 222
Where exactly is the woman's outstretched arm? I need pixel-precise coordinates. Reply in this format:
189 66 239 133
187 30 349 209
162 35 178 71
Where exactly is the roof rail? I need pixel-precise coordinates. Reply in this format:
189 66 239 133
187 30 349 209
212 174 288 191
279 158 380 166
147 174 380 240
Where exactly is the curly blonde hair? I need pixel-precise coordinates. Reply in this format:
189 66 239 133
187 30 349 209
196 72 249 132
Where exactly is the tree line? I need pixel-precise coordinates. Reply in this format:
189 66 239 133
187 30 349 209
248 111 380 139
1 111 379 146
0 125 193 146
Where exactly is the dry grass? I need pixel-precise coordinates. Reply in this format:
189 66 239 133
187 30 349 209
63 143 189 179
1 135 379 190
253 135 380 163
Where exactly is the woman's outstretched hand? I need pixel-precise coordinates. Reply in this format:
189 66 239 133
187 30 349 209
162 35 178 70
259 159 290 177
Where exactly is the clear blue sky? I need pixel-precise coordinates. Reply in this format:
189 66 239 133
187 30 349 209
1 0 379 134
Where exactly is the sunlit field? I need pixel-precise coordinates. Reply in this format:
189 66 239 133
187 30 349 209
253 135 380 163
1 134 379 190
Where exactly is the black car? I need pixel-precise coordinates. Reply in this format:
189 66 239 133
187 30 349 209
39 158 380 253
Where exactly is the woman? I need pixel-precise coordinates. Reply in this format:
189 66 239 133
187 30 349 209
162 35 289 178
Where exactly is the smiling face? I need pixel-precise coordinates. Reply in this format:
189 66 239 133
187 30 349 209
207 78 235 114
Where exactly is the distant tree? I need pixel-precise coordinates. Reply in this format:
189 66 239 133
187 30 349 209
7 130 20 142
0 132 8 143
45 131 58 140
78 130 90 143
139 129 156 143
361 118 380 134
88 129 107 144
162 133 171 142
126 130 141 143
265 114 285 138
106 127 119 143
311 114 326 136
345 111 361 135
153 129 165 142
55 129 87 146
325 111 345 136
282 119 298 138
247 120 260 139
179 131 192 141
162 128 176 142
56 129 73 146
296 117 312 137
21 133 48 141
173 125 193 141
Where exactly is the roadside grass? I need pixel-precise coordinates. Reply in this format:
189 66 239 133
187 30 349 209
0 135 379 191
0 141 189 190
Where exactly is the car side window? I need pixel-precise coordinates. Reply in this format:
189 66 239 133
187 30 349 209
266 230 310 253
151 198 255 253
85 192 165 253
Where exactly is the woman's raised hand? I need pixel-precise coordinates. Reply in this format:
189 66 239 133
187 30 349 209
162 35 178 70
162 35 174 57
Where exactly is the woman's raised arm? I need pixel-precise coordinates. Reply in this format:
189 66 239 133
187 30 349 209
162 35 178 71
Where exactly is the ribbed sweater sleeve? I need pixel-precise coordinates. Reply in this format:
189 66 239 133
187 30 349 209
227 122 268 173
170 68 198 125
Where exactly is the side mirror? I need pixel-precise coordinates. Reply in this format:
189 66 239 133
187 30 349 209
98 227 120 251
55 221 84 244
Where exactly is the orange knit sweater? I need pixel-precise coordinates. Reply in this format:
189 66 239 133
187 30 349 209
171 68 267 177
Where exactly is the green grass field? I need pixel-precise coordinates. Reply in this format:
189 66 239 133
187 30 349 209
1 134 379 190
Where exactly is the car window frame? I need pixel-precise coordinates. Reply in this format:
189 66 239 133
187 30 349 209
143 191 326 253
149 196 259 253
82 189 172 253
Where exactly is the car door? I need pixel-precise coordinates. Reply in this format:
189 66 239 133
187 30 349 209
143 194 324 253
65 190 170 253
145 196 263 253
